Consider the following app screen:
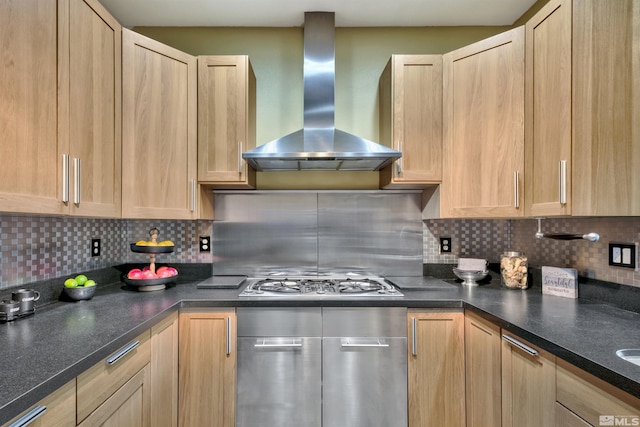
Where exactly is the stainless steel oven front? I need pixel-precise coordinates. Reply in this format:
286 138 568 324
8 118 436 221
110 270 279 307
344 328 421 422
236 307 407 427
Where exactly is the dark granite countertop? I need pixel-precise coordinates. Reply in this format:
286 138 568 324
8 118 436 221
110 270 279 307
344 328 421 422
1 277 640 424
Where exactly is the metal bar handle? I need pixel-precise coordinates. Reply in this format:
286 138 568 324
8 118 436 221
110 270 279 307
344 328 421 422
502 334 538 357
514 171 520 209
411 317 417 356
254 339 302 349
7 405 47 427
61 154 70 203
105 340 140 365
341 338 389 348
396 141 402 175
73 158 81 205
226 316 232 355
189 179 196 212
559 160 567 205
238 141 243 173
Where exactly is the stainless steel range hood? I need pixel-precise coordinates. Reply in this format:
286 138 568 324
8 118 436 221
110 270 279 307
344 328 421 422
242 12 402 171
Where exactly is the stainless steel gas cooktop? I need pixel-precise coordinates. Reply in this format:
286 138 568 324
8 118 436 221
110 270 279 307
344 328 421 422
238 276 403 297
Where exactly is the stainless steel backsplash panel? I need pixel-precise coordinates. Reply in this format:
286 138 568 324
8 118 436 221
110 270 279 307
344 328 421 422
212 191 423 277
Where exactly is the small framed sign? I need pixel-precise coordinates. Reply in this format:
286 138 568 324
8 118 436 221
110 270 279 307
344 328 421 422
542 266 578 299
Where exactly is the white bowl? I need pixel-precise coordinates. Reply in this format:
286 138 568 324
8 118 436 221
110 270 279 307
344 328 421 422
453 268 488 287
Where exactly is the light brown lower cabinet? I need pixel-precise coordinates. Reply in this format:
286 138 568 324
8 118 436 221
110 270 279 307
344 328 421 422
1 380 75 427
179 309 236 427
151 312 179 427
76 330 151 426
501 331 556 427
556 358 640 427
555 402 591 427
465 311 502 427
408 310 465 427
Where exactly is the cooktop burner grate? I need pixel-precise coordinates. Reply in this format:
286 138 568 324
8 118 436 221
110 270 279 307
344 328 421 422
239 276 402 297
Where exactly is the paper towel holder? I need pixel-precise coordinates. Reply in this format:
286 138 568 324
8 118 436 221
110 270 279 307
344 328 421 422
535 218 600 242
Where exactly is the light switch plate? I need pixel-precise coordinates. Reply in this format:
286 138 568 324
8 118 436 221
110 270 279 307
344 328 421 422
609 242 636 269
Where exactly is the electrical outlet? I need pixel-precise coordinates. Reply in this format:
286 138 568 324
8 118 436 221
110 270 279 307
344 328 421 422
440 237 452 253
199 236 211 252
609 242 636 269
91 239 101 257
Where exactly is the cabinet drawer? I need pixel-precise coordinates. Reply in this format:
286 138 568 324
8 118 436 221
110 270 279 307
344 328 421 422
2 380 75 427
77 330 151 423
555 402 590 427
556 359 640 426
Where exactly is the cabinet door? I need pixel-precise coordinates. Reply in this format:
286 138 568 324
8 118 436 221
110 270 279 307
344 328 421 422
58 0 122 217
198 56 256 188
571 0 640 216
0 0 65 215
379 55 442 187
60 0 122 217
78 365 151 427
151 312 179 427
122 29 197 219
501 332 555 427
442 27 525 218
179 310 236 427
408 310 465 427
1 380 75 427
465 311 502 427
524 0 572 217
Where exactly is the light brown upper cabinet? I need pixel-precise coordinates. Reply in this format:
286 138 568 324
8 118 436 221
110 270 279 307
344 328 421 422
379 55 443 188
122 29 198 220
198 56 256 189
525 0 640 216
61 0 122 217
441 27 525 218
0 0 121 217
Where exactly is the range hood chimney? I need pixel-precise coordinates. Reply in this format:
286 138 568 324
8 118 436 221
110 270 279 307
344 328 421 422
242 12 402 171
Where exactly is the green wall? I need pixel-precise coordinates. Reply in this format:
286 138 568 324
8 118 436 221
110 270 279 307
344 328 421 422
133 26 509 188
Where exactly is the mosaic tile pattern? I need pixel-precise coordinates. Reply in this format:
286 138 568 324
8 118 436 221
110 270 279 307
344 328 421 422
424 216 640 288
1 214 638 289
0 215 213 290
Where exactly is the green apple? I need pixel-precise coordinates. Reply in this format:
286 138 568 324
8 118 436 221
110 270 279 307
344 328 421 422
64 278 78 288
84 279 96 287
75 274 88 286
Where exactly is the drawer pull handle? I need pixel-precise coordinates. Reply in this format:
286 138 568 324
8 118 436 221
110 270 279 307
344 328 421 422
254 338 302 349
341 339 389 348
7 405 46 427
106 340 140 365
502 334 538 356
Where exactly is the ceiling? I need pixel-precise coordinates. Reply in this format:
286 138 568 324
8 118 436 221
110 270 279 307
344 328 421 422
99 0 538 28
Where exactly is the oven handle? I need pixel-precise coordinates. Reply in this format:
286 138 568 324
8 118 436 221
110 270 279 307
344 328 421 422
341 338 389 348
254 338 302 349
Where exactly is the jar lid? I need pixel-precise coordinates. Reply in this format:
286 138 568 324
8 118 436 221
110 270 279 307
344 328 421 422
502 251 522 256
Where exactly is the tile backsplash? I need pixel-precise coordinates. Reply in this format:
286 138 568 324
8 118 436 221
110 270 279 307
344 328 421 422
0 215 212 289
1 214 638 290
425 217 640 288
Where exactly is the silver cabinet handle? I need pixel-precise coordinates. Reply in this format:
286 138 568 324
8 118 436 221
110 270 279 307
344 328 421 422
396 141 402 175
411 317 417 356
559 160 567 205
238 141 243 173
341 338 389 348
514 171 520 209
61 154 70 203
254 338 301 349
189 179 196 212
106 340 140 365
502 334 538 357
7 405 46 427
73 158 81 205
226 316 232 355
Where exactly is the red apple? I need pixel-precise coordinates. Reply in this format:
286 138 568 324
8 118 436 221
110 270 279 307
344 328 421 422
142 270 157 280
142 266 150 272
127 269 143 280
157 270 173 278
156 266 169 275
166 267 178 277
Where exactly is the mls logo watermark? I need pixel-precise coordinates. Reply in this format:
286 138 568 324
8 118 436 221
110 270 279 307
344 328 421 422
600 415 640 426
